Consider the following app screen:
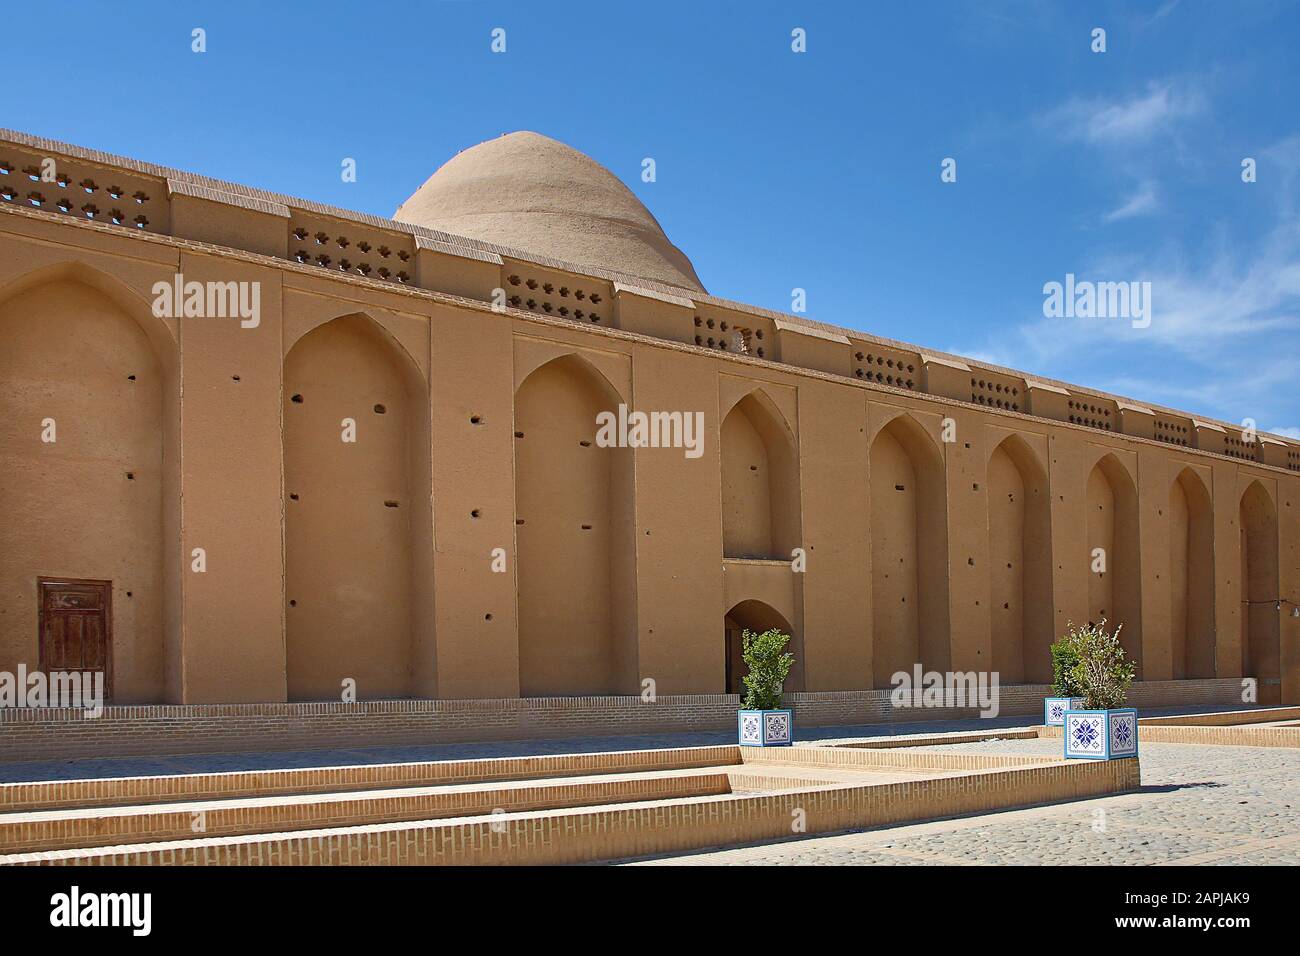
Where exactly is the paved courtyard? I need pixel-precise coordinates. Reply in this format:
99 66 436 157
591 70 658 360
3 706 1293 867
625 739 1300 865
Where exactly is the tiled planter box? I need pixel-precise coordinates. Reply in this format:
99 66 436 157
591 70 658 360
1044 697 1086 726
1064 708 1138 760
738 709 793 747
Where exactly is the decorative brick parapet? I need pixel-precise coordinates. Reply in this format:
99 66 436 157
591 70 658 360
0 679 1248 763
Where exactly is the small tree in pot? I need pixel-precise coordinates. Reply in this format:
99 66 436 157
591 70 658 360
1052 620 1139 759
737 628 795 747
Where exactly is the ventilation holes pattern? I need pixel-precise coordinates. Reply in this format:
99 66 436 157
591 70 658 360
1287 449 1300 473
290 218 413 284
695 316 762 356
968 375 1020 411
1154 420 1190 447
1066 399 1112 431
0 154 160 232
506 272 606 324
853 350 916 390
1223 435 1261 462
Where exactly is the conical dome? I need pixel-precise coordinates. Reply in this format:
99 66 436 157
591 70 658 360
394 131 705 293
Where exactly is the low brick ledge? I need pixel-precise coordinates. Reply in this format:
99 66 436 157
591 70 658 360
0 678 1246 723
0 679 1250 764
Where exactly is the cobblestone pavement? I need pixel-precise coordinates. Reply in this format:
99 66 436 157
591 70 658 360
625 739 1300 866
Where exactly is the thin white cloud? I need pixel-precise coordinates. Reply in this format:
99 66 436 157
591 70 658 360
1042 82 1206 146
1270 426 1300 439
1102 182 1159 222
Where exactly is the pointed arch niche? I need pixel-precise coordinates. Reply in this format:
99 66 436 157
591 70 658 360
0 266 176 703
514 354 636 696
1169 468 1215 679
869 414 949 687
986 435 1053 684
720 390 800 560
283 313 430 701
1239 480 1279 693
1085 453 1142 671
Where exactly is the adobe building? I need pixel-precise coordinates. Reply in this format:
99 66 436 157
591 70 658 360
1 127 1297 714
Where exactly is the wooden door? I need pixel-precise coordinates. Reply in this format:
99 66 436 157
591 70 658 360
38 578 112 700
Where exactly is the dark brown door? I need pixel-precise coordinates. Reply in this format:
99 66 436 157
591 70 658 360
38 578 112 700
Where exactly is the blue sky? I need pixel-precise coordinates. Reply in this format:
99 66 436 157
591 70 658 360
8 1 1299 433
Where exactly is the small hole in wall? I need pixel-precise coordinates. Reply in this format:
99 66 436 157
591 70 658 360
516 518 525 525
750 465 758 471
126 591 133 598
895 484 905 491
972 483 979 491
484 613 493 622
373 404 386 414
289 493 299 501
471 415 483 425
384 500 399 508
581 524 592 530
289 600 297 607
232 375 241 382
127 374 136 381
515 431 524 439
291 394 304 404
126 472 135 480
967 557 975 566
471 509 481 518
579 440 591 447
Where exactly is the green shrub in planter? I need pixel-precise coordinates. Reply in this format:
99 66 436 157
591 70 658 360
1052 619 1135 710
737 628 795 746
1052 620 1140 760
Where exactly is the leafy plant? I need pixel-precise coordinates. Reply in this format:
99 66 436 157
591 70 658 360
740 628 795 710
1050 639 1083 697
1050 620 1135 710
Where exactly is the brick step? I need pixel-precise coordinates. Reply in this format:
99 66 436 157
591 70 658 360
0 745 740 813
0 767 735 855
1 752 1140 866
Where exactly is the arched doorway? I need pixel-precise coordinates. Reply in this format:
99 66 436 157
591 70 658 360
869 415 949 687
1085 454 1142 672
1240 481 1279 698
720 391 799 560
723 600 795 696
987 435 1053 683
514 355 635 696
283 314 428 700
1170 468 1215 679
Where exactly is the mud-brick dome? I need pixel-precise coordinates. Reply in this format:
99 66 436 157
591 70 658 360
394 131 705 293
